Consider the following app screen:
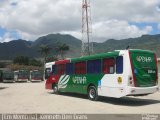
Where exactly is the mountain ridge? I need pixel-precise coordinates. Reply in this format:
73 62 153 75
0 33 160 60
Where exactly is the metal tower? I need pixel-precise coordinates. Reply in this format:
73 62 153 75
81 0 93 56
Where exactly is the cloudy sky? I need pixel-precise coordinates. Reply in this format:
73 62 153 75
0 0 160 42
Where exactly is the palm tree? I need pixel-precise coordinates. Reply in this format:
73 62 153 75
39 44 52 80
55 43 69 59
39 44 52 62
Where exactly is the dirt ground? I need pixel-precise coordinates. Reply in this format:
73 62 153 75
0 81 160 114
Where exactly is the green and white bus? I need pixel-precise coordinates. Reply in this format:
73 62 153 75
45 49 159 100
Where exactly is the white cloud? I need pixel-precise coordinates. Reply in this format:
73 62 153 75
158 24 160 30
17 31 39 41
92 20 152 42
61 30 81 40
60 20 153 42
0 0 159 42
0 0 81 40
156 5 160 12
92 0 160 22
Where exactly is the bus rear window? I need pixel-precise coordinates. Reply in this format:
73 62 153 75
116 56 123 74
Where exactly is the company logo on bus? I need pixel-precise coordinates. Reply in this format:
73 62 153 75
136 56 152 63
72 76 86 84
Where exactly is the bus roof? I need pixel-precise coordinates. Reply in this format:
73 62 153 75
55 59 70 65
129 49 155 54
45 62 55 66
71 51 120 62
45 62 55 68
53 49 155 63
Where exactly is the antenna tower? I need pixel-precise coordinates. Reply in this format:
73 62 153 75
82 0 93 56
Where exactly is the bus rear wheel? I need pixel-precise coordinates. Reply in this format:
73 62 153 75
88 86 99 101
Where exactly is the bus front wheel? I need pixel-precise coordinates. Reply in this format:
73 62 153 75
53 84 58 94
88 86 99 101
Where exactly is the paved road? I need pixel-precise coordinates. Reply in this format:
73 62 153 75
0 82 160 114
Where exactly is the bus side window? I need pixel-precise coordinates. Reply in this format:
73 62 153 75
45 68 51 79
103 58 115 74
87 59 101 74
116 56 123 74
66 63 74 75
52 65 56 75
57 64 65 75
75 61 86 74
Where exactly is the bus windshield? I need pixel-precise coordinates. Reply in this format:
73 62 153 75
45 68 51 79
19 71 28 78
130 50 157 87
31 71 42 78
3 71 14 79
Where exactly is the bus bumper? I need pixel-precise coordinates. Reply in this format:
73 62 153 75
31 79 42 82
126 86 159 96
98 86 159 98
15 79 28 82
3 80 14 83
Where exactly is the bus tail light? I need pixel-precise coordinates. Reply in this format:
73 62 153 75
154 54 158 85
129 76 134 87
129 51 136 87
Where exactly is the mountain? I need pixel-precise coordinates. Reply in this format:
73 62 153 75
32 34 82 58
94 34 160 56
0 40 34 59
0 34 82 60
0 33 160 60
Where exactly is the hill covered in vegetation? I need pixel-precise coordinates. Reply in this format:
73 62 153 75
0 33 160 60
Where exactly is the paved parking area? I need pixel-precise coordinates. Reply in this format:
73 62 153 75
0 82 160 114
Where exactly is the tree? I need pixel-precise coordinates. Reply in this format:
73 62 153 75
13 56 29 65
0 62 6 68
39 44 52 63
46 56 58 62
13 56 42 67
39 44 52 80
55 43 69 59
29 59 42 66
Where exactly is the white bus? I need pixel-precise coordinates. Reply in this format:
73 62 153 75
29 70 43 82
14 70 29 82
45 62 55 80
